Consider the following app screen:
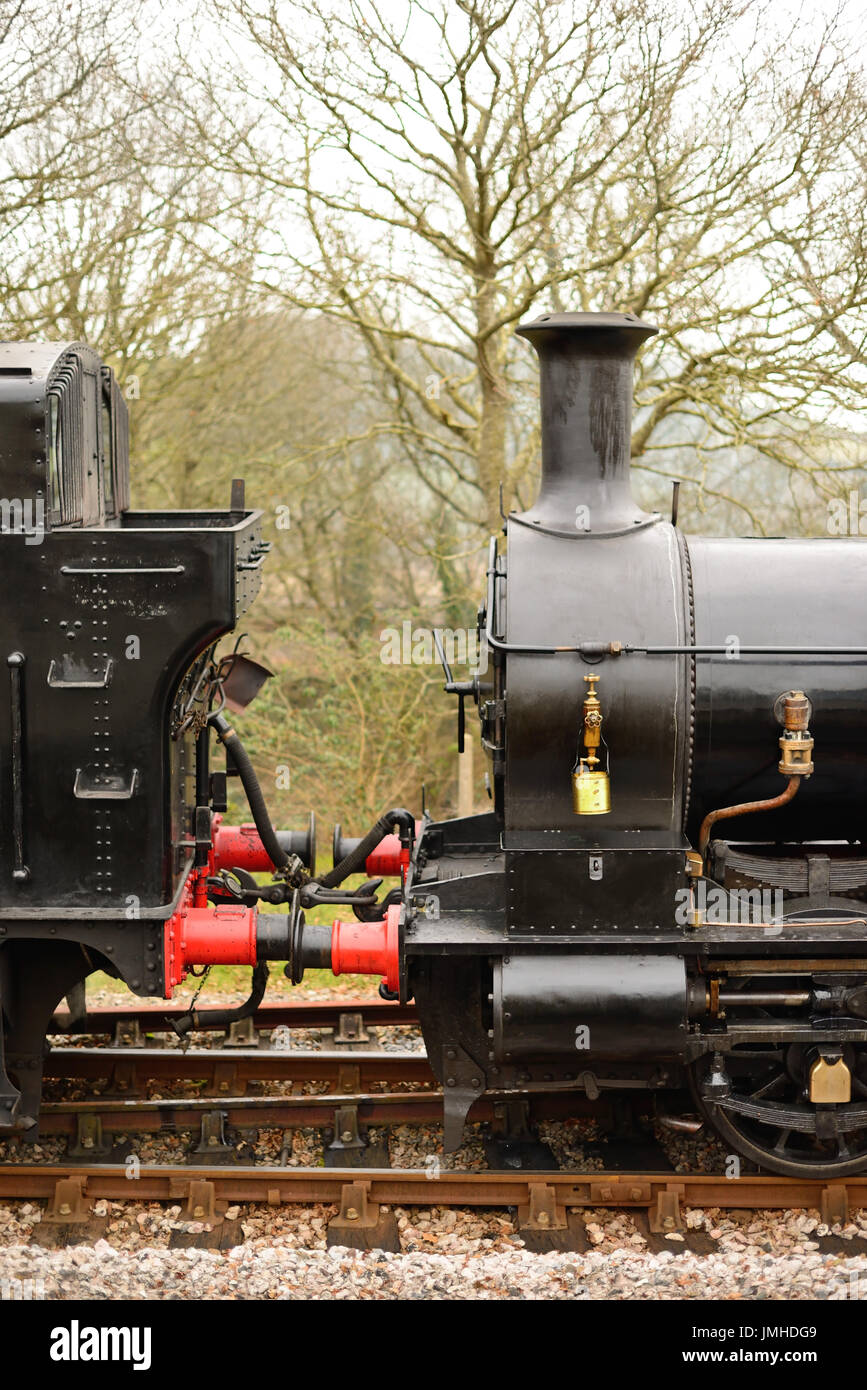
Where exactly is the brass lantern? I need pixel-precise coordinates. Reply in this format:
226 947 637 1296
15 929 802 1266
572 673 611 815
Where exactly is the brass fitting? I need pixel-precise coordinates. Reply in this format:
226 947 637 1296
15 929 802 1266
685 851 703 878
809 1053 851 1104
582 673 603 754
778 690 814 777
684 852 705 927
572 673 610 814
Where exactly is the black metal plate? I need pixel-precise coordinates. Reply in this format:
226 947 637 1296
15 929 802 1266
506 848 686 934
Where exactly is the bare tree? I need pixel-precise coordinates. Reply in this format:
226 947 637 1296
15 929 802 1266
0 0 152 294
0 4 473 820
0 8 275 481
190 0 867 534
134 308 464 822
2 116 270 443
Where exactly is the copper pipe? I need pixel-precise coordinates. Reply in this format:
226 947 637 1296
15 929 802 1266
692 917 865 930
699 776 801 858
658 1115 704 1135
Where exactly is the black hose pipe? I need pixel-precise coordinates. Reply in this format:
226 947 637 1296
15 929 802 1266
317 808 415 889
210 712 289 871
170 961 270 1040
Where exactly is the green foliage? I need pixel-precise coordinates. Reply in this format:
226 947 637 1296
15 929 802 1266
131 312 483 825
229 615 454 831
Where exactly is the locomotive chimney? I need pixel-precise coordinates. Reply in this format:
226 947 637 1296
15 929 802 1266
515 311 658 535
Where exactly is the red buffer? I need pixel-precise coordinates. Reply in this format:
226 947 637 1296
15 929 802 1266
330 904 401 994
163 866 401 997
212 817 413 878
163 869 258 994
211 818 272 874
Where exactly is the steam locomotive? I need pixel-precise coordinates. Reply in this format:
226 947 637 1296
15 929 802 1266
393 312 867 1181
2 318 867 1181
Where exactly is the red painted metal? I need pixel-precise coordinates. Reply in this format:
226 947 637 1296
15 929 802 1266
212 818 273 873
365 834 410 878
180 904 257 966
163 814 407 996
331 903 400 992
214 817 415 879
164 881 401 997
163 868 258 995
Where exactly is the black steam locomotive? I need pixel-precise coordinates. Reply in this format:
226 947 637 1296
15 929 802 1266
3 320 867 1182
0 340 317 1129
397 312 867 1180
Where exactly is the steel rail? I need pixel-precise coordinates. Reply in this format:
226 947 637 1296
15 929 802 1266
39 1090 445 1135
42 1046 433 1089
2 1162 865 1222
35 1088 598 1136
49 999 419 1035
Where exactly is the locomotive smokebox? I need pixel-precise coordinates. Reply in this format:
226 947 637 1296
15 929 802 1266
515 311 657 535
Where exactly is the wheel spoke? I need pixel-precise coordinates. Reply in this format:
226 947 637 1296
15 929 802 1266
773 1128 791 1155
696 1051 867 1178
749 1071 787 1102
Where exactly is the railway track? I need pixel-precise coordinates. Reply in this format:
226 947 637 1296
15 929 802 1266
32 1039 662 1185
2 1163 866 1255
43 1045 435 1092
49 997 418 1038
12 999 867 1251
36 1085 610 1141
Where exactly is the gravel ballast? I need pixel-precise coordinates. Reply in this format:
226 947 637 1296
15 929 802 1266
0 1236 865 1300
2 1203 867 1299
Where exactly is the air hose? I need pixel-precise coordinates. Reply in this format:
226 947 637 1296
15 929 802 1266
210 712 288 871
318 808 415 888
171 961 270 1039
